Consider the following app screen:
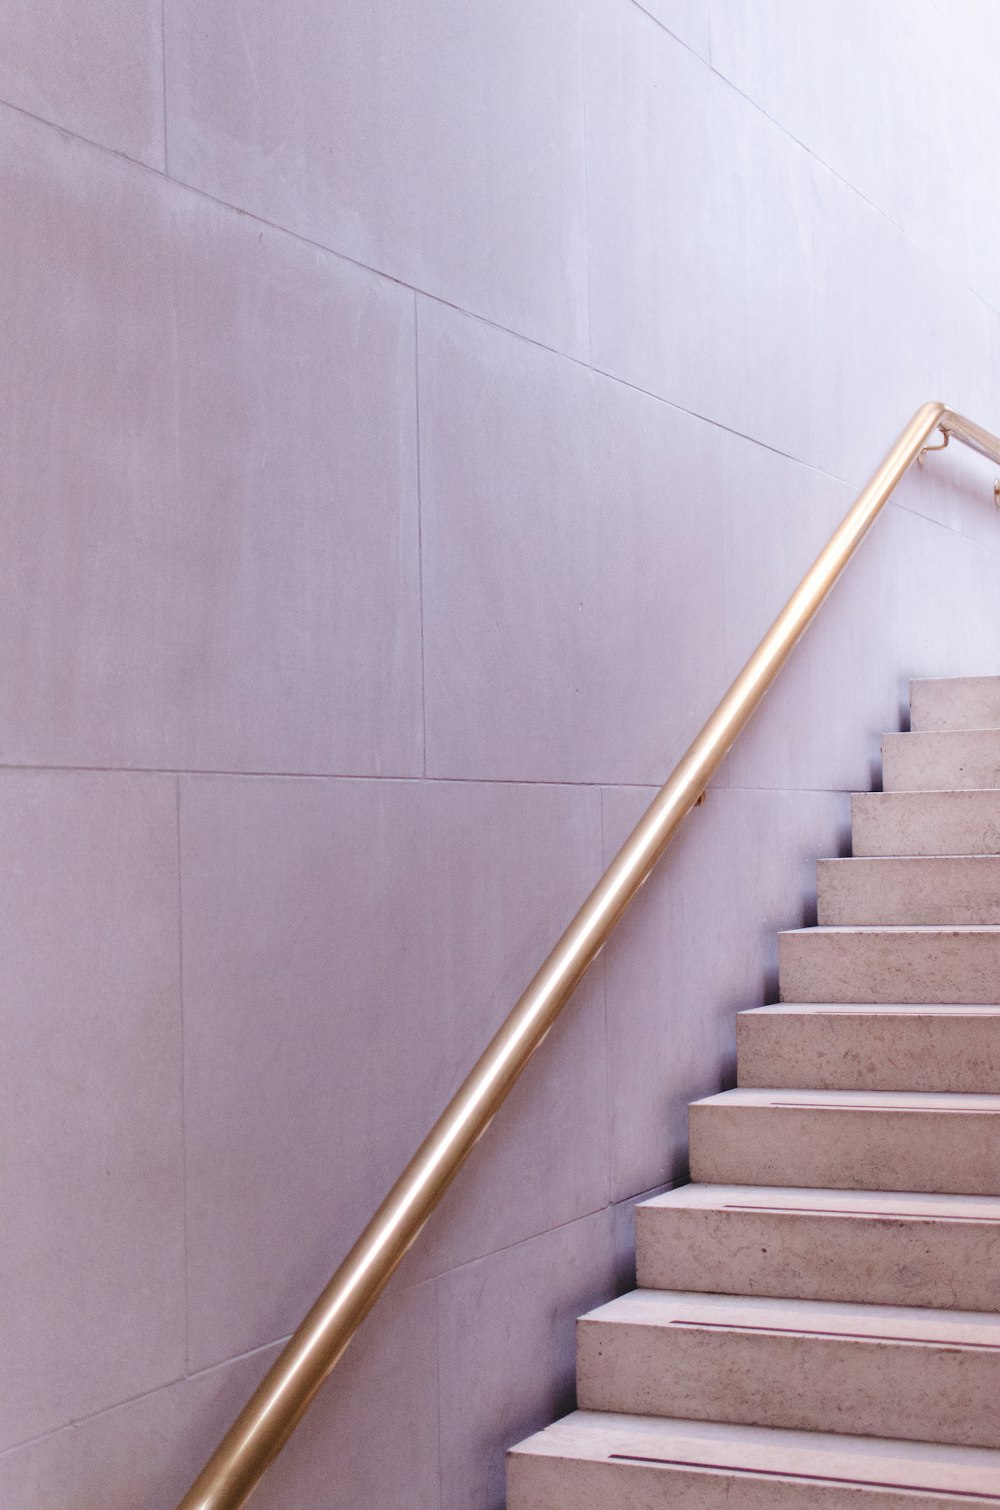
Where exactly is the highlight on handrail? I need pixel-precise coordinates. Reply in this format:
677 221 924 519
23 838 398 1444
177 402 1000 1510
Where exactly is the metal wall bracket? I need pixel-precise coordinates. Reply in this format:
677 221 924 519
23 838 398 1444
918 426 950 465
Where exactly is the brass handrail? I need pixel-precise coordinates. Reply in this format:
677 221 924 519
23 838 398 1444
178 401 1000 1510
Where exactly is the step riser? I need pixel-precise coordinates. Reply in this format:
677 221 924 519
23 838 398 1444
689 1103 1000 1195
507 1455 983 1508
737 1010 1000 1092
636 1204 1000 1311
577 1317 1000 1449
911 677 1000 733
883 731 1000 793
852 793 1000 856
817 858 1000 926
778 932 1000 1005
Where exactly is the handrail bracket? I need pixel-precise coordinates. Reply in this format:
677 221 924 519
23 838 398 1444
918 425 950 465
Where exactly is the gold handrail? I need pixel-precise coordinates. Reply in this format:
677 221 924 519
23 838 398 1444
178 401 1000 1510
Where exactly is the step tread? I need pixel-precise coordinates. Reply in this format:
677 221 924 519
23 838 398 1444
887 729 1000 743
856 792 1000 809
692 1087 1000 1110
741 1002 1000 1016
780 925 1000 936
859 787 1000 796
511 1409 1000 1496
821 855 1000 868
638 1183 1000 1221
580 1287 1000 1345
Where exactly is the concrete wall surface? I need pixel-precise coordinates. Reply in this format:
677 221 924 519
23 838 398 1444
2 1 1000 1505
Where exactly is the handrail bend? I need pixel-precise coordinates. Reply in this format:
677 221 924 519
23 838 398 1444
178 402 1000 1510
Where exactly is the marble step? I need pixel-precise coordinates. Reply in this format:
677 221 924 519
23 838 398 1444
852 791 1000 856
911 676 1000 733
635 1183 1000 1310
778 925 1000 1004
576 1289 1000 1448
883 730 1000 792
817 856 1000 926
508 1411 1000 1508
688 1087 1000 1194
736 1003 1000 1092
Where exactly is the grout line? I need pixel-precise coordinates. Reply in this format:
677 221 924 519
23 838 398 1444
186 1333 295 1382
627 0 1000 335
0 93 163 177
1 11 999 355
585 357 858 488
622 1177 687 1206
414 291 428 778
579 5 594 364
0 763 867 795
432 1277 444 1510
160 0 169 173
420 1175 689 1292
706 48 1000 325
175 777 190 1374
599 789 614 1208
629 1 707 66
154 153 867 496
432 1199 616 1283
0 763 641 786
0 1174 680 1467
0 93 987 523
4 96 997 557
0 103 901 506
0 1334 293 1463
719 428 734 683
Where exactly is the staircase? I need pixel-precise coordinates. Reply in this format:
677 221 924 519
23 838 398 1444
508 675 1000 1507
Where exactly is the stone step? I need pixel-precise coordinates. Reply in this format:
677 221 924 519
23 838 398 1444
883 730 1000 791
911 676 1000 733
853 790 1000 856
817 856 1000 925
736 1003 1000 1092
635 1183 1000 1310
778 925 1000 1004
508 1410 1000 1508
576 1289 1000 1448
688 1087 1000 1194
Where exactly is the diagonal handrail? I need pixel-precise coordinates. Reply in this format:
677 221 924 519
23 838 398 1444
177 401 1000 1510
